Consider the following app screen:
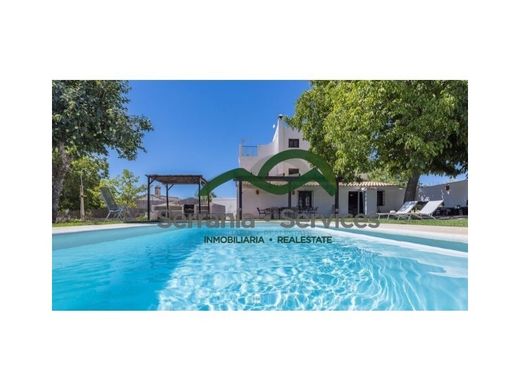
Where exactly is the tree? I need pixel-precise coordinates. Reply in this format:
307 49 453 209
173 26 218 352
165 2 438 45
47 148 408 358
59 155 109 212
52 81 153 221
102 169 146 209
288 81 468 201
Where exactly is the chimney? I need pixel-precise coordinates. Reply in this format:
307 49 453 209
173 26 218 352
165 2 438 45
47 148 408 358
155 186 161 197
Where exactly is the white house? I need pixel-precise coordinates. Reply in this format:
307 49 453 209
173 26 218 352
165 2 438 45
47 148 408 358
237 115 406 217
417 179 468 209
211 197 237 216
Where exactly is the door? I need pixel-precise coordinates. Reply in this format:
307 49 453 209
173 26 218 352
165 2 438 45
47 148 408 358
348 191 365 215
298 191 312 210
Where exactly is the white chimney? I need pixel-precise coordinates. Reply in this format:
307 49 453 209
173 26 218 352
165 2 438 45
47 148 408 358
155 186 161 197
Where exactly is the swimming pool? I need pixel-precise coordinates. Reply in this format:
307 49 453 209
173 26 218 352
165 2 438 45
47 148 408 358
52 223 468 310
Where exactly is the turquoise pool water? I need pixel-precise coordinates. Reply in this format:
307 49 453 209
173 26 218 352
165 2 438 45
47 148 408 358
52 224 468 310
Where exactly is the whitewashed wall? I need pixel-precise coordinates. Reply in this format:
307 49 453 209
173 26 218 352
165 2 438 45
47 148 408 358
237 117 406 217
240 185 405 217
211 197 237 215
417 180 468 208
381 187 406 212
239 118 311 175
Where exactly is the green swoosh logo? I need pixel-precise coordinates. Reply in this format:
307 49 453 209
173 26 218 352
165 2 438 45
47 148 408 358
200 149 336 197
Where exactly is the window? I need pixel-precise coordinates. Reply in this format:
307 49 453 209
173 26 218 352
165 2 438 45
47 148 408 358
288 168 299 175
288 138 300 148
377 190 385 206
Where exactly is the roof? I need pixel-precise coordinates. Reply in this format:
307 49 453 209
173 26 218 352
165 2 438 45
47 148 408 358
301 181 400 188
419 178 468 189
178 197 201 205
343 181 400 188
146 174 207 185
242 180 400 188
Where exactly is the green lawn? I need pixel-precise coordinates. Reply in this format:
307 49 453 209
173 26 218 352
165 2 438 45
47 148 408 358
53 217 468 228
262 217 468 227
52 220 127 227
377 218 468 227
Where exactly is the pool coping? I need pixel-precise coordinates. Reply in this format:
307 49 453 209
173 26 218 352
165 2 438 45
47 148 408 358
52 223 156 235
266 221 468 243
52 220 468 243
342 223 468 243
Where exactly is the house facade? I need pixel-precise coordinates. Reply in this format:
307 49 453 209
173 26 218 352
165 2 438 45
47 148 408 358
417 179 468 209
238 116 406 217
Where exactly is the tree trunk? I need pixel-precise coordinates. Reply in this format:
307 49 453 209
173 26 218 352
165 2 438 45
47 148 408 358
52 143 71 222
403 172 420 202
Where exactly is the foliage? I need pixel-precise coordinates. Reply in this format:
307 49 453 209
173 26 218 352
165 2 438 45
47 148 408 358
52 80 153 159
52 220 125 227
101 169 146 209
365 166 408 187
287 81 468 198
52 80 153 221
59 155 109 211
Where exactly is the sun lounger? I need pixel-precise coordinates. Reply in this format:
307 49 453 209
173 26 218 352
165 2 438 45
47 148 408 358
377 201 418 219
100 187 126 220
407 200 444 219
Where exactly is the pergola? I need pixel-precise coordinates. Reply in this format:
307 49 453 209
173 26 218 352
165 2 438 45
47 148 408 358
146 174 208 221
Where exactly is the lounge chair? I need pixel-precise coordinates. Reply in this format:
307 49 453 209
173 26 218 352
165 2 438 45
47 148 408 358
377 201 418 219
100 187 126 220
407 200 444 219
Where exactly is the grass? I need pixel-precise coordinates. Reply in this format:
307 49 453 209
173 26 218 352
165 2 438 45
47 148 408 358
52 219 128 227
377 218 468 227
53 217 468 228
261 217 468 227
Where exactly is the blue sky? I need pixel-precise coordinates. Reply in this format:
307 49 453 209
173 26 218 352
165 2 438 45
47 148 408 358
107 81 465 198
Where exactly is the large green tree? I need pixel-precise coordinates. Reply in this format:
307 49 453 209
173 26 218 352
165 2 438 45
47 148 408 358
288 80 468 201
101 169 146 209
59 155 109 212
52 81 153 221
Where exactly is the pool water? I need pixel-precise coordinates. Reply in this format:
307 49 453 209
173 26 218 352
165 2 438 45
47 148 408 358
52 224 468 310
